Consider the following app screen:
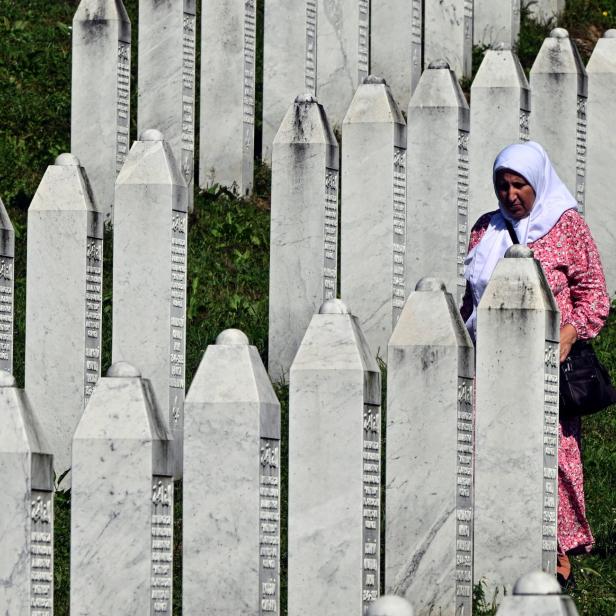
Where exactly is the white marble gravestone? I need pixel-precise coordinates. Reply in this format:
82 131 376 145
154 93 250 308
496 571 580 615
474 0 520 48
25 153 103 478
367 595 415 616
71 362 174 616
475 246 560 596
261 1 306 161
138 0 196 210
268 94 339 382
113 130 188 478
0 371 54 615
288 299 381 615
469 48 531 226
386 278 474 616
586 30 616 296
200 0 255 195
529 0 565 22
530 29 588 213
424 0 473 81
341 76 407 360
0 198 14 373
183 329 281 615
72 0 131 219
407 62 470 303
371 0 422 109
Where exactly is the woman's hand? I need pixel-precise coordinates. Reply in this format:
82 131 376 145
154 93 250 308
560 324 578 363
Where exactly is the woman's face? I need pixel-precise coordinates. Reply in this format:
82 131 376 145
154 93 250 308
495 169 536 220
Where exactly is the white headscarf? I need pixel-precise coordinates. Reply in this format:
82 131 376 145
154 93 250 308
464 141 578 338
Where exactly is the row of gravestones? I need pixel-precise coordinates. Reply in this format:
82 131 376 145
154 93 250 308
71 0 565 217
2 244 573 615
268 31 616 383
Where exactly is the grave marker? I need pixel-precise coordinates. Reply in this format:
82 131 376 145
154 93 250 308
138 0 196 209
72 0 131 219
183 329 281 614
113 130 188 478
469 48 530 226
367 595 415 616
406 62 470 302
474 246 559 595
25 153 103 477
530 29 587 213
71 362 174 615
288 299 381 615
341 76 407 359
529 0 565 23
268 94 339 382
474 0 520 48
386 278 474 616
0 198 14 373
0 371 54 615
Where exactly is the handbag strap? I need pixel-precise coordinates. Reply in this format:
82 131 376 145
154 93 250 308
505 219 520 244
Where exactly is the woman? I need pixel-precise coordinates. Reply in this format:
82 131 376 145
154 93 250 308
461 141 611 586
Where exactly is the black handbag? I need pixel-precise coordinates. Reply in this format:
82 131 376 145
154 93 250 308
504 220 616 418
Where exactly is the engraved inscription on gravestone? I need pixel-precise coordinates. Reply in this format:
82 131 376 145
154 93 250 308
151 478 174 615
323 170 338 301
411 0 422 88
305 0 318 93
575 97 587 214
392 148 407 325
243 0 257 159
84 237 103 402
542 341 559 573
0 256 13 373
181 13 196 185
116 43 131 174
362 405 381 612
358 1 369 83
519 110 530 142
30 491 53 615
260 440 280 614
456 377 474 611
457 132 470 303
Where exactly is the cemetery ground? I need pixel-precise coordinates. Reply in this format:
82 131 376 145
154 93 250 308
0 0 615 614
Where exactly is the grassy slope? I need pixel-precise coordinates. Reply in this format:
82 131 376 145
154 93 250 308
0 0 614 614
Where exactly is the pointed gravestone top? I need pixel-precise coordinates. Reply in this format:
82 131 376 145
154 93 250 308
55 153 80 166
410 61 469 111
344 78 406 125
140 128 165 142
0 369 16 387
415 277 447 292
605 29 616 38
427 59 451 70
513 571 562 595
106 361 141 378
505 245 534 258
274 95 337 146
473 48 529 90
215 328 249 345
74 0 130 22
319 298 349 314
550 27 569 38
366 595 415 616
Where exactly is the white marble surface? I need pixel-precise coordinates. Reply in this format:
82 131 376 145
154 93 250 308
371 0 422 110
261 0 306 161
0 374 53 615
269 95 339 382
113 132 188 478
474 249 560 596
585 31 616 297
528 0 565 22
530 29 587 212
474 0 521 48
138 0 195 209
71 365 173 616
72 0 131 219
407 63 470 303
183 330 281 615
288 301 381 615
424 0 472 80
386 280 474 616
469 49 530 226
0 197 15 374
200 0 254 195
25 154 103 479
341 77 407 360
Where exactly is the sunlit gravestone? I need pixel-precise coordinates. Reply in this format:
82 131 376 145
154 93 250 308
113 130 188 478
586 30 616 296
386 278 475 616
183 329 281 615
474 246 560 595
469 48 531 226
0 371 54 615
406 61 470 304
200 0 256 195
0 197 14 373
268 94 339 382
25 153 103 479
70 362 174 616
473 0 520 48
72 0 131 219
529 0 565 22
288 299 381 615
341 76 407 360
138 0 196 209
530 29 588 213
